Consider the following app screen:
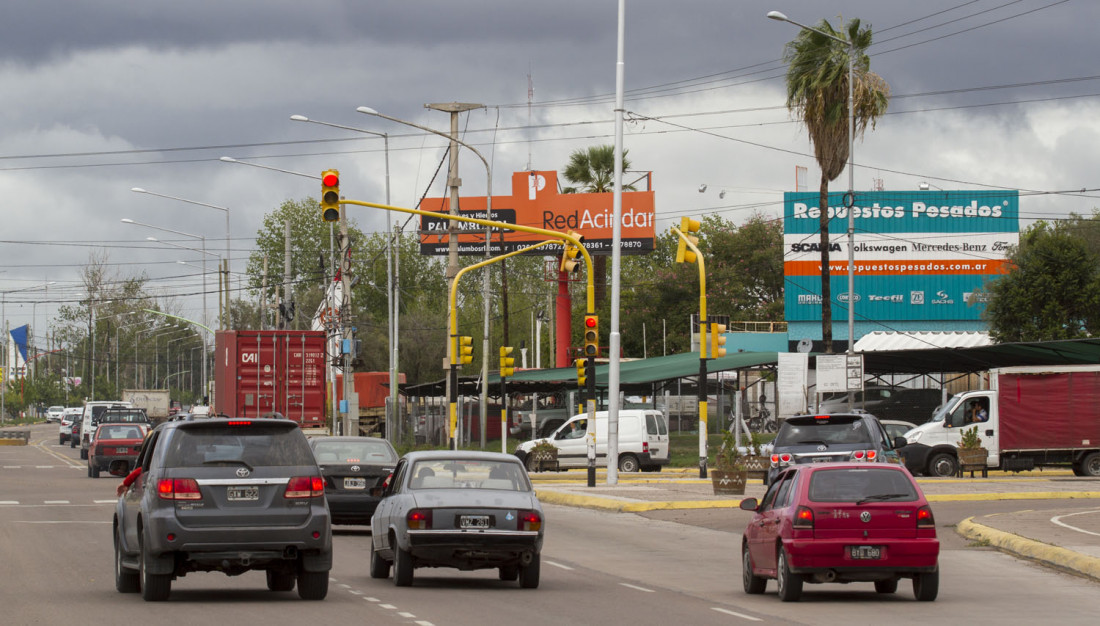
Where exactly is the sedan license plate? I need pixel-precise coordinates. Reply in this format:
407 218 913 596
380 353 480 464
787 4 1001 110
343 477 366 490
849 545 882 560
227 486 259 501
459 515 491 529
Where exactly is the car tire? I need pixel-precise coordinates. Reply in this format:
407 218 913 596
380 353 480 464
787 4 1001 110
927 453 958 478
913 568 939 602
1080 452 1100 477
296 569 329 600
139 534 171 602
874 578 898 594
266 570 296 592
90 463 100 478
80 448 88 460
499 565 519 581
742 544 766 594
519 554 540 589
617 454 640 473
524 452 539 473
59 435 65 446
70 438 76 449
776 548 802 602
114 532 140 593
369 546 391 579
393 545 414 587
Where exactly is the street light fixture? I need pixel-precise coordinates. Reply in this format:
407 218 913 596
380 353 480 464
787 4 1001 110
768 10 857 366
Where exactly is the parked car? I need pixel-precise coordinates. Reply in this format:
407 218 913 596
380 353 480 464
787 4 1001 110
370 450 544 588
767 412 905 486
112 418 332 601
59 408 83 445
880 419 918 442
309 436 397 525
88 423 148 478
79 401 133 459
46 406 65 423
819 386 949 425
740 462 940 602
514 409 670 472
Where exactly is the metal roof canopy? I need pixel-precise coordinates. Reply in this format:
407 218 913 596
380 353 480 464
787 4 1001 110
854 338 1100 376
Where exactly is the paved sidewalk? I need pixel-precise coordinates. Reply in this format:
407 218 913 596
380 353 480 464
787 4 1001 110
531 469 1100 584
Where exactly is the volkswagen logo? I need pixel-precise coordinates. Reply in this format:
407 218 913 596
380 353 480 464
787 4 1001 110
860 511 872 523
351 465 360 472
236 467 250 478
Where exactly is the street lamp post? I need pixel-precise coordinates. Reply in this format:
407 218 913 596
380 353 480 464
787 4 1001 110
768 10 856 371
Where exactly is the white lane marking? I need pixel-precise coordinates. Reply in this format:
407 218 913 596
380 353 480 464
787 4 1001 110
94 499 117 504
0 501 18 505
339 583 352 589
619 583 654 593
364 597 380 602
415 622 434 626
348 589 362 595
545 560 574 570
398 612 416 618
44 500 70 504
1051 509 1100 538
712 607 763 621
380 604 397 609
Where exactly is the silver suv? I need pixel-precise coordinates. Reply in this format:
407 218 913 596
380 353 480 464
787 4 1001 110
112 418 332 601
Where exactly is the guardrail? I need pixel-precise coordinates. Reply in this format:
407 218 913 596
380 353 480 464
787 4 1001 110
0 430 31 445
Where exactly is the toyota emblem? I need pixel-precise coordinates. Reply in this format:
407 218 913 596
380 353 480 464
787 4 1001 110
860 511 872 523
817 445 828 452
351 465 360 472
236 467 251 478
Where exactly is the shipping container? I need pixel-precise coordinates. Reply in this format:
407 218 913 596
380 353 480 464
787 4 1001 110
214 330 327 426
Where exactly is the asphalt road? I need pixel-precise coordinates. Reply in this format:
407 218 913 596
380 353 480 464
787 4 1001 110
3 422 1099 625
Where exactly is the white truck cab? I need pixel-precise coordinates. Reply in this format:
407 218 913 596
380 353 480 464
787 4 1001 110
903 390 997 477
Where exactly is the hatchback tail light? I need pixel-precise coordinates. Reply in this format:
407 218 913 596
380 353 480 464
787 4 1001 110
158 478 202 501
285 476 325 498
407 509 432 530
916 505 935 528
793 505 814 529
519 510 542 532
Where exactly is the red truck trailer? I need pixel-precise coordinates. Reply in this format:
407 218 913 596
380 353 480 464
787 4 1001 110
335 371 406 436
214 330 327 427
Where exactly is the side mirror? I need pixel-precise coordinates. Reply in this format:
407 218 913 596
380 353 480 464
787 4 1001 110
739 497 759 512
108 459 131 476
893 436 908 449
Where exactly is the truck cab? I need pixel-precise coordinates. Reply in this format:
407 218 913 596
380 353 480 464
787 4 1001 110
901 390 998 477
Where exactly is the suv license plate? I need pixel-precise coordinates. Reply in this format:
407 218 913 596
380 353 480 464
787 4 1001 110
849 545 882 560
344 477 366 490
227 486 259 501
459 515 490 529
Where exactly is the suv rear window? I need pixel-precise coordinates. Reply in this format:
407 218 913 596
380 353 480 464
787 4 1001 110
162 424 315 468
99 409 149 423
774 415 872 447
807 467 918 502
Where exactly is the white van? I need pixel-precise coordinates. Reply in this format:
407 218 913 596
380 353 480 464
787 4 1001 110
515 409 670 472
79 400 132 460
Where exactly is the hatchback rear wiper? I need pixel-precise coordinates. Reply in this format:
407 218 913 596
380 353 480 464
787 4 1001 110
856 493 910 505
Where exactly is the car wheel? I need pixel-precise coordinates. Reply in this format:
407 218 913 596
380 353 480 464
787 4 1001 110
874 578 898 594
927 453 958 478
139 534 171 601
776 548 802 602
499 565 519 581
1080 452 1100 477
296 568 329 600
742 544 766 594
70 438 76 448
90 463 100 478
617 454 640 473
369 546 391 579
913 568 939 601
59 435 65 446
519 554 540 589
114 531 139 593
393 544 414 587
524 452 539 473
266 570 296 592
80 448 88 460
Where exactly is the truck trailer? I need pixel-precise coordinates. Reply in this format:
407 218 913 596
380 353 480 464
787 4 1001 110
121 389 170 423
901 365 1100 477
214 330 327 427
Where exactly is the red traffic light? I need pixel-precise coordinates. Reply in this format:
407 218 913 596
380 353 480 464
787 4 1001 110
585 316 597 328
322 172 339 187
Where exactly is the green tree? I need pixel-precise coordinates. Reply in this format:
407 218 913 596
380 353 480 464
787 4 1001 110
983 221 1100 341
780 17 889 352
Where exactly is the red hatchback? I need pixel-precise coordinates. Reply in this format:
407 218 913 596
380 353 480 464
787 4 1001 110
88 423 148 478
740 462 939 602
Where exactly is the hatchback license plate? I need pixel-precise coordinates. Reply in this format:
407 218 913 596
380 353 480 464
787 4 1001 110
459 515 490 529
227 486 259 501
849 545 882 560
344 477 366 490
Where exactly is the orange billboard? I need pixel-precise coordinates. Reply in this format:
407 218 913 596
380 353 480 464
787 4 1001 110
417 170 656 256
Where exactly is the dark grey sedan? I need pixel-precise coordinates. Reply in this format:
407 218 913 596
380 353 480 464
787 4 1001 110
369 450 544 588
308 436 397 525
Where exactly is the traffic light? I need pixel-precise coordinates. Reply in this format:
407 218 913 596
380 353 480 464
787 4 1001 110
575 358 587 386
499 346 515 377
583 314 599 358
455 335 473 366
710 322 727 359
320 169 341 223
675 216 701 264
560 231 583 273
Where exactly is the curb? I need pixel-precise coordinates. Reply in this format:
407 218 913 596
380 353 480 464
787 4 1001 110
957 516 1100 583
535 488 743 513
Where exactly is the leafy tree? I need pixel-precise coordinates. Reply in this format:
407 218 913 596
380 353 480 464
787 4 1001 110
780 17 889 352
983 221 1100 341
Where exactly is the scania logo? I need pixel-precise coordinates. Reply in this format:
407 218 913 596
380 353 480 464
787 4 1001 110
236 467 250 478
790 242 842 253
860 511 872 523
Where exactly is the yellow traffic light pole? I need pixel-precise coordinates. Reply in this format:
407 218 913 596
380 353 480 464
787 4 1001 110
672 224 710 478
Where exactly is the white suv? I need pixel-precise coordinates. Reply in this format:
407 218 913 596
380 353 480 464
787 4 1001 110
59 408 83 445
79 401 132 460
46 406 65 422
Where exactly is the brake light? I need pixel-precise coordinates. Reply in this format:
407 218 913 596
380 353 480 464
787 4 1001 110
407 509 432 530
226 420 253 426
519 510 542 531
793 505 814 529
916 505 935 528
866 450 877 461
852 450 866 460
285 476 325 498
642 441 649 453
157 478 202 501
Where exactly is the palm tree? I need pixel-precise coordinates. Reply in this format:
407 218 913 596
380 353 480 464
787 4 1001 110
562 145 635 307
781 17 889 352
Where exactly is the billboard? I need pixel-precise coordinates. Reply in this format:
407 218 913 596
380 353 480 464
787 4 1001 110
784 190 1019 322
418 170 656 256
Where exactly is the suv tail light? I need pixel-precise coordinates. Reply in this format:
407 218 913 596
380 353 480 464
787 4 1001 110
916 505 935 528
770 453 793 468
158 478 202 500
793 505 814 529
850 450 877 462
407 509 432 530
285 476 325 498
519 510 542 531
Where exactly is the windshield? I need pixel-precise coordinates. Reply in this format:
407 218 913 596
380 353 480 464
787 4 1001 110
929 398 960 423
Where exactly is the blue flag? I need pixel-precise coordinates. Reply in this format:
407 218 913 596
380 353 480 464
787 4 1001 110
10 324 29 363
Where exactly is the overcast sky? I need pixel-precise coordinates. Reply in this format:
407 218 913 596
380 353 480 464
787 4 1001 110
2 0 1098 336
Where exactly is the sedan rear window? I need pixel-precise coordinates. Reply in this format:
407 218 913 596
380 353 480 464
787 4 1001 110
410 459 530 491
313 440 397 464
808 468 918 503
162 425 315 468
774 416 871 447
